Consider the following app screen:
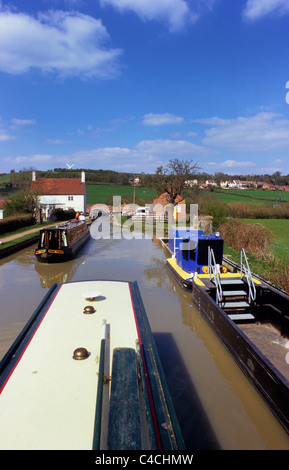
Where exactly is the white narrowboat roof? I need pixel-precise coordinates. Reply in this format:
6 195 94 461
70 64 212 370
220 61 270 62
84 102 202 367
0 280 139 450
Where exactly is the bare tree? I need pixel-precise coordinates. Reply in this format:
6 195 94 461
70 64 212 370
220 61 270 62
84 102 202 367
154 158 200 204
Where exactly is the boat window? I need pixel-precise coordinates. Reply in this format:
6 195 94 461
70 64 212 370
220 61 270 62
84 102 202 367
39 231 45 248
197 239 223 266
181 239 196 261
61 231 68 247
48 230 61 249
190 248 196 261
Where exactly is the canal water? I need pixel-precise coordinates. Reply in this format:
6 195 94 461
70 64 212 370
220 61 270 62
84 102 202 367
1 222 289 450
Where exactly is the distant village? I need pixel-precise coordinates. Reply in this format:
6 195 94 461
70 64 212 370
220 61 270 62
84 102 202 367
186 179 289 192
1 169 289 222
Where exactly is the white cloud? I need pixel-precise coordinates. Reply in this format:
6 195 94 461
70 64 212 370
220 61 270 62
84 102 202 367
207 159 255 169
142 113 184 126
0 130 15 142
196 112 289 152
10 118 36 129
243 0 289 21
46 138 74 144
5 153 54 164
100 0 197 32
0 9 122 78
5 137 213 172
136 138 211 157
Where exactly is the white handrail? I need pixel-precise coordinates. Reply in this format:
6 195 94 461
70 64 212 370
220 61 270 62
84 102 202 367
173 237 183 257
240 248 256 303
208 247 223 304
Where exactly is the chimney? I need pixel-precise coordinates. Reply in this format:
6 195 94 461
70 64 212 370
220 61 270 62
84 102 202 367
81 171 85 183
32 170 36 181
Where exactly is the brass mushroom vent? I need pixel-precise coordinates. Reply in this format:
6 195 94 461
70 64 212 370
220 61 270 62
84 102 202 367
73 347 89 360
83 305 95 314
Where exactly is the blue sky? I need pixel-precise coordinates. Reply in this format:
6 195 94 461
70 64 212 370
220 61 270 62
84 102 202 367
0 0 289 176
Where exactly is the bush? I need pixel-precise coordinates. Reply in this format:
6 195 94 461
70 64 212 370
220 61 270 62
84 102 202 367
4 189 40 217
51 208 76 221
0 214 35 235
219 220 274 258
199 198 228 228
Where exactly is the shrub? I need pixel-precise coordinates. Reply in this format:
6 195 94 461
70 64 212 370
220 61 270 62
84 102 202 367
219 220 274 258
199 198 228 228
51 208 76 221
0 214 35 235
4 189 40 217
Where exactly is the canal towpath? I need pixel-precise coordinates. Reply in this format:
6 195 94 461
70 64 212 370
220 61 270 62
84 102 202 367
0 222 62 259
0 219 92 259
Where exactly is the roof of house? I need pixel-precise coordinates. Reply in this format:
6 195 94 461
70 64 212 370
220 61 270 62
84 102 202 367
0 200 9 209
153 192 185 205
30 178 85 196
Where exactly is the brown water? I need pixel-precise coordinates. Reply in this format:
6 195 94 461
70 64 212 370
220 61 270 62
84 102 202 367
1 225 289 450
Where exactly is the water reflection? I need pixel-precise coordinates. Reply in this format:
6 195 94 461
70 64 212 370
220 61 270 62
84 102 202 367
35 258 84 288
0 230 289 449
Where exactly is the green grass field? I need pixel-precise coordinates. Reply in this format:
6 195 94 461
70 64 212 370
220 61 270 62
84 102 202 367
86 184 157 205
213 188 289 205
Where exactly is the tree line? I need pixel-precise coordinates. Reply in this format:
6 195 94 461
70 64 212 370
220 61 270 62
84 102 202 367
2 166 289 190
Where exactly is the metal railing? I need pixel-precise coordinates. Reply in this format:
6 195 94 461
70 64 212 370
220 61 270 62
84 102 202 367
208 247 223 304
172 237 186 258
240 248 256 303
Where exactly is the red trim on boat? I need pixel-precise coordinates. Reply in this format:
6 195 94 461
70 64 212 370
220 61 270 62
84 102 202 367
128 283 162 450
0 285 62 395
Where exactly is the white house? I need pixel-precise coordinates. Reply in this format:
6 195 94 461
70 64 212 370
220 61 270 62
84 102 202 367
185 179 198 187
30 171 86 219
205 179 217 187
229 180 243 188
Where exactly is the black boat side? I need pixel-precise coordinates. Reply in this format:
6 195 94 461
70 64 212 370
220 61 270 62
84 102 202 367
192 275 289 434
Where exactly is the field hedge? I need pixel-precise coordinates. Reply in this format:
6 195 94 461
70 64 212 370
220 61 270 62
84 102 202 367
0 214 35 235
227 201 289 219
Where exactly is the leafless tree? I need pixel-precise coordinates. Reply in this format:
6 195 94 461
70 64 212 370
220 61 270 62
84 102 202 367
154 158 200 204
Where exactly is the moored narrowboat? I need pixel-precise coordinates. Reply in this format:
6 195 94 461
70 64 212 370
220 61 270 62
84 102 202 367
35 220 90 262
0 280 185 450
160 227 226 291
160 227 289 435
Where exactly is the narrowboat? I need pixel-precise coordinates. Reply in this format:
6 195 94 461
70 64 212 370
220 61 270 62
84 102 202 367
160 227 289 435
160 227 226 291
35 220 90 262
0 280 185 450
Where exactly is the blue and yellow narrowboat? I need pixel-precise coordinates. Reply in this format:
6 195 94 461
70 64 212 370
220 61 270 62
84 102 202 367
160 226 289 436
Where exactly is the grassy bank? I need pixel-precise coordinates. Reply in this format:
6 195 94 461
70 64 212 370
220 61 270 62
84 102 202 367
220 218 289 293
224 243 289 293
0 231 39 251
0 222 52 253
